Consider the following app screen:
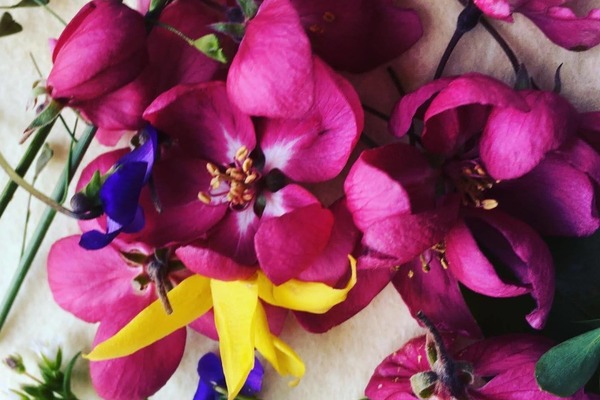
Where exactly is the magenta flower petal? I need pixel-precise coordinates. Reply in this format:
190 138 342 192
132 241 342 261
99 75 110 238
227 0 314 118
260 57 361 182
295 200 359 285
262 184 321 218
292 0 422 73
295 267 393 333
521 5 600 51
481 90 577 180
393 257 483 338
473 0 512 19
446 210 554 329
144 82 256 165
362 200 459 267
491 155 600 236
47 236 148 323
48 0 147 101
344 143 437 231
90 311 186 400
256 204 334 284
421 74 529 154
176 245 257 281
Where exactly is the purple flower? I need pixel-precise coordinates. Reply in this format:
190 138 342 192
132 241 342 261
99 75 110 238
194 352 263 400
77 126 158 249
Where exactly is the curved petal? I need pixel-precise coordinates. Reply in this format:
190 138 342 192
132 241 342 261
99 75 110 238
344 143 438 231
481 90 577 180
293 0 422 73
262 184 320 218
47 236 150 323
144 82 256 164
227 0 314 118
473 0 512 19
260 57 361 181
446 211 554 329
90 312 186 400
176 245 257 281
394 257 482 338
256 204 334 284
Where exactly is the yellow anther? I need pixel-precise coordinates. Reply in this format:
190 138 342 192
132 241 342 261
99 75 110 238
242 158 253 173
440 257 449 270
322 11 335 22
198 192 211 204
482 199 498 210
308 24 325 34
235 145 249 161
210 177 221 189
245 173 257 184
207 163 219 176
408 270 414 279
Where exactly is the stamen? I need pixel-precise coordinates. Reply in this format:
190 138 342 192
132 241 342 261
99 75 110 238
235 145 249 161
322 11 335 22
198 192 211 204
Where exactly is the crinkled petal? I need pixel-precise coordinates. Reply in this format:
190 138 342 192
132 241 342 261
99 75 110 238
255 204 334 284
144 82 256 165
260 57 360 181
394 257 483 338
446 211 554 329
481 90 577 180
227 0 314 118
47 236 149 323
90 311 186 400
293 0 422 73
344 143 438 231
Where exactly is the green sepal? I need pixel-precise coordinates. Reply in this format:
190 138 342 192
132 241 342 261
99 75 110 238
0 0 49 8
410 371 438 399
23 99 63 138
236 0 257 19
62 352 81 399
193 34 227 63
425 334 438 367
0 12 22 37
82 170 104 199
536 326 600 397
210 22 245 42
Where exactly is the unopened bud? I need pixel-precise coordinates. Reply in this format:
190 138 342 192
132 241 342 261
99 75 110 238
4 355 25 374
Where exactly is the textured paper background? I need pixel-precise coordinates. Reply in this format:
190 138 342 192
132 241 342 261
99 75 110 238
1 0 599 398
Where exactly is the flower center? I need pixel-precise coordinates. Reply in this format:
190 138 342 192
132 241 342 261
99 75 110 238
198 146 260 210
308 11 336 35
456 161 498 210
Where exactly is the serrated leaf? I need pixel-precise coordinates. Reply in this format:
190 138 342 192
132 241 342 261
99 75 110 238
62 352 81 398
0 12 22 37
193 33 227 63
0 0 49 8
34 143 53 177
536 326 600 396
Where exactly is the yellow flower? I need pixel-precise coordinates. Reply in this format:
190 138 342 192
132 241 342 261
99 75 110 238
85 256 357 399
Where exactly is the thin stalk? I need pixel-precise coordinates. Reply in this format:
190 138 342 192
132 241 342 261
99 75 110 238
0 125 96 333
33 0 67 26
434 29 465 79
0 121 55 218
362 104 390 122
0 151 79 218
58 115 78 143
479 18 519 75
20 176 36 258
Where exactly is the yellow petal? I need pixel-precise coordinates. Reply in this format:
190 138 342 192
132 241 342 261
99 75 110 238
85 274 212 361
253 300 305 384
211 278 259 400
256 255 358 313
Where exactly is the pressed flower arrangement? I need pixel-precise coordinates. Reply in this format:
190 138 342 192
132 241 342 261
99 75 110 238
2 0 600 399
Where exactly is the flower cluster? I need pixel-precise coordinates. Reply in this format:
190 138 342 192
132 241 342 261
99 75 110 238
2 0 600 398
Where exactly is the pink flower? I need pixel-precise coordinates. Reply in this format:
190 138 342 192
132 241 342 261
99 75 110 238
47 237 187 400
47 0 147 104
473 0 600 50
291 0 423 73
144 57 362 284
365 333 592 399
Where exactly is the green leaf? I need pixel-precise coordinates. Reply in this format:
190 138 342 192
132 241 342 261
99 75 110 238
0 12 22 37
193 34 227 63
236 0 257 19
0 0 49 8
536 326 600 396
210 22 245 41
62 352 81 398
23 99 63 139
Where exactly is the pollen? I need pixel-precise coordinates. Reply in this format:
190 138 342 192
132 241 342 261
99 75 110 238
322 11 335 23
458 161 499 210
308 24 325 34
408 269 414 279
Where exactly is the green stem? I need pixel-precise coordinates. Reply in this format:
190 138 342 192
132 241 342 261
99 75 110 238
0 125 96 333
0 151 79 218
0 121 55 218
33 0 67 26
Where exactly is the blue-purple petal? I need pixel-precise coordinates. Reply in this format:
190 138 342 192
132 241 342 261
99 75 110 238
192 380 216 400
241 357 264 396
121 206 145 233
117 125 158 182
100 161 147 225
197 352 225 387
79 229 121 250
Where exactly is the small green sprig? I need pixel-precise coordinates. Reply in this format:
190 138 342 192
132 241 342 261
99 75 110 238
3 347 81 400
